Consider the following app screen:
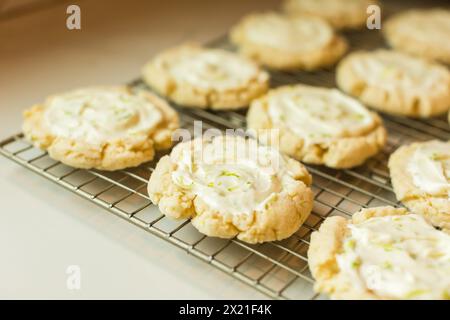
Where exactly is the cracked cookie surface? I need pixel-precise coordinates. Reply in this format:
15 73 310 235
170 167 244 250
388 140 450 232
147 135 314 243
247 85 386 169
384 9 450 64
23 86 179 171
337 50 450 118
308 206 450 299
283 0 379 30
142 44 269 109
230 12 347 70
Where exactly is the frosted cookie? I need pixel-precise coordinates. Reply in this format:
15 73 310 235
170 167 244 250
283 0 379 30
230 12 347 71
247 85 386 169
337 50 450 118
142 44 269 110
384 9 450 64
388 140 450 232
23 86 179 171
147 135 314 243
308 206 450 300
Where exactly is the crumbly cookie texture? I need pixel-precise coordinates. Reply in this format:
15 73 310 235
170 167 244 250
388 140 450 232
336 50 450 118
308 206 450 300
23 86 179 171
384 9 450 64
142 44 269 110
247 85 386 169
147 135 314 244
283 0 379 30
230 12 347 71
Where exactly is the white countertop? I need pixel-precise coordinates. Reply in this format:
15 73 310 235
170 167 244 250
0 0 277 299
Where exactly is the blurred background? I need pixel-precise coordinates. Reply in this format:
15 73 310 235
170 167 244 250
0 0 279 138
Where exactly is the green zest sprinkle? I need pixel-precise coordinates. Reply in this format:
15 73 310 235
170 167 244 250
227 186 239 192
430 153 440 161
404 289 429 299
382 261 393 270
351 259 362 269
381 243 394 252
345 239 356 251
443 290 450 300
207 182 214 188
220 171 240 178
428 251 444 259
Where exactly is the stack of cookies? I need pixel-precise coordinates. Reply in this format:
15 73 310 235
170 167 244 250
22 0 450 300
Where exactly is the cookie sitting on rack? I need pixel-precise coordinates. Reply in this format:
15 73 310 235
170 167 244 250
22 86 179 171
247 84 387 169
230 12 347 71
308 206 450 300
384 9 450 65
142 44 269 110
283 0 379 30
147 135 314 244
388 140 450 233
336 50 450 118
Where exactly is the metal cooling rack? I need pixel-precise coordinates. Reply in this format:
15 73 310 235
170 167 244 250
1 0 449 300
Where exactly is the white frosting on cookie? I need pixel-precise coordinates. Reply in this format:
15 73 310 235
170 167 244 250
44 87 162 145
351 50 449 94
267 87 375 144
407 141 450 201
171 136 297 215
169 49 264 90
337 214 450 300
244 13 332 52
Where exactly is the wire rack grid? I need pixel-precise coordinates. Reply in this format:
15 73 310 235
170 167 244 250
1 1 449 300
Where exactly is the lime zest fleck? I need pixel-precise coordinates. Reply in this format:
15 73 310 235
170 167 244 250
428 251 444 259
351 258 362 269
220 171 240 178
404 289 429 299
381 243 394 252
345 239 356 251
443 290 450 300
430 153 440 161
